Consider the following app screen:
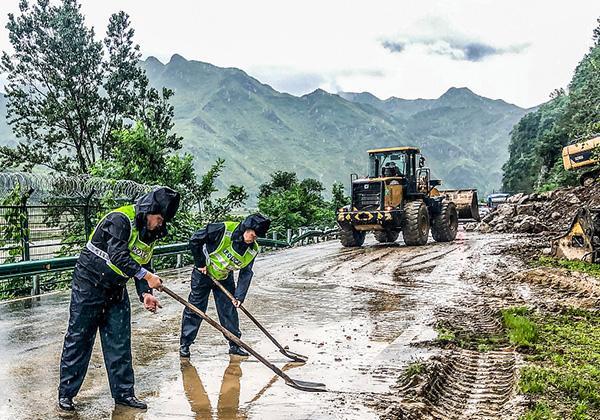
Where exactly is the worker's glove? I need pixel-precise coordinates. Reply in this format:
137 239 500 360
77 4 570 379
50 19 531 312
231 298 241 308
196 266 207 275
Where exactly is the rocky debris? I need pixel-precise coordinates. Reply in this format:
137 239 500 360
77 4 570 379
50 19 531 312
475 184 600 234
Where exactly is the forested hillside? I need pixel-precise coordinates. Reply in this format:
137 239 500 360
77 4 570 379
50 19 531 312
502 19 600 193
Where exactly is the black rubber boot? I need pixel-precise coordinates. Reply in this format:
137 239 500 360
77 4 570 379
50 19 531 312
179 345 191 358
114 395 148 410
57 397 75 412
228 345 249 357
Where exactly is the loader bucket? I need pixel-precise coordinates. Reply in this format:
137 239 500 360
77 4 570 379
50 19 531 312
440 189 480 221
551 207 600 263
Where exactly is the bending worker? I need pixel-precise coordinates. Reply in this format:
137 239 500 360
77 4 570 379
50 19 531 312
58 187 180 412
179 213 271 358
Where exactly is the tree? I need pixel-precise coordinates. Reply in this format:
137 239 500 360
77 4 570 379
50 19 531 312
258 171 336 233
502 17 600 192
331 182 350 212
0 0 176 174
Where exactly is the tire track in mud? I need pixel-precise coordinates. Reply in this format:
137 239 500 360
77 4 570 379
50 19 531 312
407 350 518 420
368 235 527 420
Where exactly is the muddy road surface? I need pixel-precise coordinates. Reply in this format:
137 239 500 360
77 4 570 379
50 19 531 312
0 231 530 419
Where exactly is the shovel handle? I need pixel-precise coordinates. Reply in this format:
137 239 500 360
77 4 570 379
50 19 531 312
161 286 294 384
208 275 287 353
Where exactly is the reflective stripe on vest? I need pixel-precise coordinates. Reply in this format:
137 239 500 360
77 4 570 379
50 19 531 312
86 204 155 278
205 221 259 281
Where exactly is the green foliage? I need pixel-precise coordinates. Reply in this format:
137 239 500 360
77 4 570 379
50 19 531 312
520 401 557 420
257 171 335 234
0 0 176 174
401 360 427 380
0 184 27 263
501 307 538 348
516 307 600 419
503 18 600 193
90 122 198 208
435 326 456 342
331 182 350 212
536 256 600 277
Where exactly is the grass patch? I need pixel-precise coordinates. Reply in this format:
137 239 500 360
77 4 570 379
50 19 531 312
434 322 506 351
403 360 427 378
436 326 456 342
502 307 538 348
536 256 600 277
515 307 600 419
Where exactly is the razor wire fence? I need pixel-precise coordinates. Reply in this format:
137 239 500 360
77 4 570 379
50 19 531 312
0 172 341 300
0 172 156 202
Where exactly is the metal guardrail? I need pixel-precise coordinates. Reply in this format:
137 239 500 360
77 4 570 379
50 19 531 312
0 229 339 281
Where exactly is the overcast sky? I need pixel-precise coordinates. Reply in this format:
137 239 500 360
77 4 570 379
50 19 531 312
0 0 598 108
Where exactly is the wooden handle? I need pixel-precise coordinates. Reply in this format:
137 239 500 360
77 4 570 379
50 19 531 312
161 285 294 384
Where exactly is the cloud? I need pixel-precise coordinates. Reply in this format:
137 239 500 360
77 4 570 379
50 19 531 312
249 66 385 96
382 35 529 62
381 40 406 53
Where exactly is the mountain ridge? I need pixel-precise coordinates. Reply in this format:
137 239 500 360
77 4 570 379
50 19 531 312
0 54 535 201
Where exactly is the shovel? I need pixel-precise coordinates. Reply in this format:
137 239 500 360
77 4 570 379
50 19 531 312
209 276 308 363
161 285 327 393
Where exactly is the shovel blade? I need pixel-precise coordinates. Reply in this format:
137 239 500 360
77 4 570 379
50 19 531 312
280 349 309 363
285 378 328 392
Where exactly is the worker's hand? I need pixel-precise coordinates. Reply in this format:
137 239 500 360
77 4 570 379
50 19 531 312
231 298 241 308
143 293 162 313
144 271 163 291
196 266 207 275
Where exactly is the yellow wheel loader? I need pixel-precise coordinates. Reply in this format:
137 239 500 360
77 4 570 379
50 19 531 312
336 147 478 247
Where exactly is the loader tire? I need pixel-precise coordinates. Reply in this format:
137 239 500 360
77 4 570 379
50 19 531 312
374 230 399 243
431 202 458 242
402 201 429 246
340 227 366 247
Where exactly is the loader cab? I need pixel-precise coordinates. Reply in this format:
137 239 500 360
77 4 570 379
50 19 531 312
366 147 434 195
351 147 429 212
367 147 418 180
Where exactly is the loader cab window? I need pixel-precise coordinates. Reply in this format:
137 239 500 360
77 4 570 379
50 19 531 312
368 153 406 178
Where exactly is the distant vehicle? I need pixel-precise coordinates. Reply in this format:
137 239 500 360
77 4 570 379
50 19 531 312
487 193 510 209
561 135 600 186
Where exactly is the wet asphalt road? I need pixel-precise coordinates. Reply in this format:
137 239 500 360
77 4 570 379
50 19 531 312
0 230 504 419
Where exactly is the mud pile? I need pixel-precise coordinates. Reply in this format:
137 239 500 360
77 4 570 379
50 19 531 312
469 184 600 234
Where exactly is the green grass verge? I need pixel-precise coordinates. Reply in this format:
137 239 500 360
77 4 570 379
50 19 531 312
502 307 538 348
513 307 600 419
536 256 600 277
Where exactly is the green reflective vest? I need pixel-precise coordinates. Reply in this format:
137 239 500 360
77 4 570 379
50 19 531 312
205 221 259 281
86 204 155 278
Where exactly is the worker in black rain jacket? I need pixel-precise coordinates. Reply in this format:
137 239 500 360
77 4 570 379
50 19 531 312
57 187 180 412
179 213 271 358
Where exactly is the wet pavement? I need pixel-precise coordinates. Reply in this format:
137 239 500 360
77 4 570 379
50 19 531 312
0 230 512 419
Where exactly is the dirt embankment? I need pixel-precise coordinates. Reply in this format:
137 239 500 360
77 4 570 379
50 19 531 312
468 184 600 234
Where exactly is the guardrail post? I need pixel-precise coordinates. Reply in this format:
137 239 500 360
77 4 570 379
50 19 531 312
32 274 40 296
287 229 292 244
176 254 182 268
272 232 277 241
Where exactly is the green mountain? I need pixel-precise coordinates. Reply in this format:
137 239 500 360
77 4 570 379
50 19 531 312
143 55 532 199
0 54 533 200
339 88 533 190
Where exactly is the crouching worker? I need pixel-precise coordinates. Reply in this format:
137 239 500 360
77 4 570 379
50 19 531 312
179 214 271 358
57 187 180 412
